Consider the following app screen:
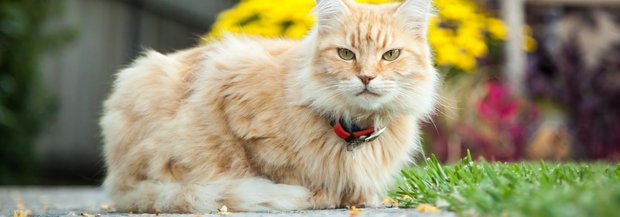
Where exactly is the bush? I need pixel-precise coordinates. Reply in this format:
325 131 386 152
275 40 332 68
0 0 73 184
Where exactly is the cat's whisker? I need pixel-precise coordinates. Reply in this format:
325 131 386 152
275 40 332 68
313 84 340 93
425 114 441 138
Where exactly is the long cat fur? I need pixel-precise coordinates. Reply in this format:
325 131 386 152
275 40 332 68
101 0 437 213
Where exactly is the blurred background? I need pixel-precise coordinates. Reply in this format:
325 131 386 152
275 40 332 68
0 0 618 185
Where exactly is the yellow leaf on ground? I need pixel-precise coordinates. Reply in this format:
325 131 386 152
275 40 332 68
416 203 440 213
12 209 31 217
382 198 398 207
349 206 362 217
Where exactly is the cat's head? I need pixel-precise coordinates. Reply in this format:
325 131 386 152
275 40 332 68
300 0 438 122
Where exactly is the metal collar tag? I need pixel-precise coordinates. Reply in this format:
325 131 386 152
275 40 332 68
346 127 386 151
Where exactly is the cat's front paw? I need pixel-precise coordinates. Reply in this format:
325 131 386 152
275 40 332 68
341 193 382 209
310 189 340 209
354 197 382 208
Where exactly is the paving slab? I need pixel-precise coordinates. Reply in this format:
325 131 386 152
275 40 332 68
0 187 456 217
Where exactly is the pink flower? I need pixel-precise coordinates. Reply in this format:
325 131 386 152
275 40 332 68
477 81 519 123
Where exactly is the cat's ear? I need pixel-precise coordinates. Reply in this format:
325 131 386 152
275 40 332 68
315 0 351 33
395 0 433 37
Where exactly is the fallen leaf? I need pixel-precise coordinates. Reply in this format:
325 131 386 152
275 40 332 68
349 206 362 217
382 198 398 207
13 209 31 217
416 203 440 213
216 205 232 215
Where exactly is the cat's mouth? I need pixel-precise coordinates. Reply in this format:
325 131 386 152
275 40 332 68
355 89 380 97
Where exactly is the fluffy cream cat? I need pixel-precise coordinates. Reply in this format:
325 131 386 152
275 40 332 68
101 0 437 213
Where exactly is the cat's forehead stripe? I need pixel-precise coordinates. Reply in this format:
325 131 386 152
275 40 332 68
343 12 395 51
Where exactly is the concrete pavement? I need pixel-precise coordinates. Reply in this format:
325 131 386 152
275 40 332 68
0 187 456 217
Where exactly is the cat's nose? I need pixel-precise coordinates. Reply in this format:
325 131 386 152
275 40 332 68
357 75 376 85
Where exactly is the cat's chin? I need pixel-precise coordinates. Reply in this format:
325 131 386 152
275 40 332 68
348 94 393 111
355 90 380 97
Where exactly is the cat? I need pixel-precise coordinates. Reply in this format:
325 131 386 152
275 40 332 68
101 0 437 213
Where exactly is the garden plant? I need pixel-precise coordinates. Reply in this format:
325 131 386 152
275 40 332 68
0 0 73 184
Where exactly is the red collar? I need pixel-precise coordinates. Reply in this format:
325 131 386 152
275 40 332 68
329 118 386 151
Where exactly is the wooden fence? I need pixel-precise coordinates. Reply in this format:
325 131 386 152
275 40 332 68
36 0 237 184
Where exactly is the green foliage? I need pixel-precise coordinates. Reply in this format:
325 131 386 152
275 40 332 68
395 152 620 217
0 0 73 184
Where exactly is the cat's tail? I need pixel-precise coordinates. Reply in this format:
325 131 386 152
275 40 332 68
103 177 312 213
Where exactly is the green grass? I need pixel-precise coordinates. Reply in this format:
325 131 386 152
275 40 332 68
393 151 620 217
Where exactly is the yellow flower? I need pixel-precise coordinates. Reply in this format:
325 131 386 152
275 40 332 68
286 24 312 38
522 26 537 52
457 55 477 72
524 35 537 52
488 18 508 40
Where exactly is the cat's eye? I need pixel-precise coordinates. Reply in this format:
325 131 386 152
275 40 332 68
382 49 401 61
337 48 355 60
